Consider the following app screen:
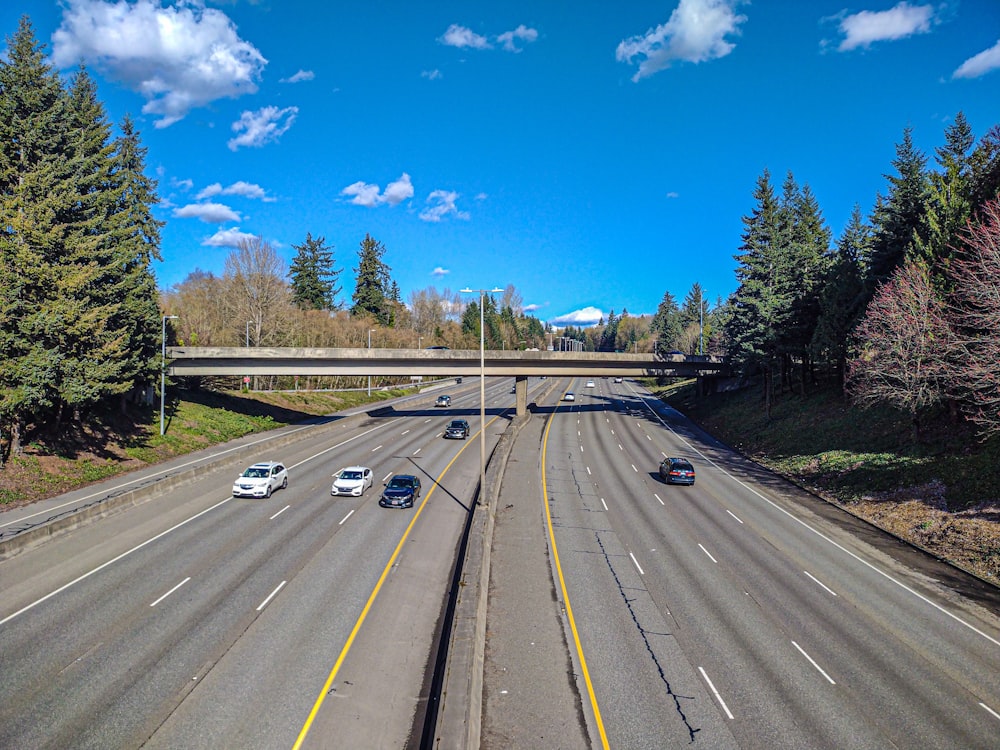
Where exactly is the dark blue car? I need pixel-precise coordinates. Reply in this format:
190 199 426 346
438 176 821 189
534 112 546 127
379 474 422 508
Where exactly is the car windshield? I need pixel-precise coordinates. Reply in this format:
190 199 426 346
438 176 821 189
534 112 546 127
243 467 267 478
341 471 361 480
387 477 412 488
449 421 464 428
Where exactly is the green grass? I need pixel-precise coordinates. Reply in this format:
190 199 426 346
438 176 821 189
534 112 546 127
649 378 1000 510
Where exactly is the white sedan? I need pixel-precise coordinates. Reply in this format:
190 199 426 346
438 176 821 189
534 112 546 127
563 392 575 402
331 466 374 496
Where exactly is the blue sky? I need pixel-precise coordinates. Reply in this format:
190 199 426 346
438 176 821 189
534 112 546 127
3 1 999 326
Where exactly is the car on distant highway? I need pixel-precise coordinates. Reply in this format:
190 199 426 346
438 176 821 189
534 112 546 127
614 376 623 383
444 419 470 439
435 394 451 407
586 380 595 387
232 461 287 498
379 474 422 508
563 392 575 402
331 466 373 496
659 457 696 485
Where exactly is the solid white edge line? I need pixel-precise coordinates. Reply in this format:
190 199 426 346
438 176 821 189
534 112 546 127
625 383 1000 649
654 493 664 506
150 577 191 607
804 570 838 596
256 580 287 611
698 667 734 719
339 509 355 525
791 640 836 684
698 543 718 564
629 552 645 575
269 505 290 520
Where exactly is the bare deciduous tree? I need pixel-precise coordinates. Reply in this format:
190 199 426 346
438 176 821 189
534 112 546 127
948 199 1000 436
846 260 953 440
224 236 293 348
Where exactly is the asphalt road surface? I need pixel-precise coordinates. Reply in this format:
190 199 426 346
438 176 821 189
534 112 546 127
526 376 1000 748
0 378 533 749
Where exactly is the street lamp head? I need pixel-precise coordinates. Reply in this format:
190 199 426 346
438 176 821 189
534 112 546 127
164 314 179 320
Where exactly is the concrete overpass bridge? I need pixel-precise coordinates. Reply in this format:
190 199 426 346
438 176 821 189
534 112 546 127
166 347 730 415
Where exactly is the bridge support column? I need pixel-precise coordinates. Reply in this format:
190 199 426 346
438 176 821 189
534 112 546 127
515 375 528 416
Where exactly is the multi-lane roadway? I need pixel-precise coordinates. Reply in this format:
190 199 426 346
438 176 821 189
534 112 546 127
2 376 999 749
533 377 1000 748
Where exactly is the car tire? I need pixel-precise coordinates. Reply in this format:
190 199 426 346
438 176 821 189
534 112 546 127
266 485 272 498
281 477 288 489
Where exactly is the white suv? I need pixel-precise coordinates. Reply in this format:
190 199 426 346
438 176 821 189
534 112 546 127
233 462 288 498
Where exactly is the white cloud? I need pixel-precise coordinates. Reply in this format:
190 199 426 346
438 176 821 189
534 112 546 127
341 181 382 207
475 192 488 201
173 202 241 223
202 227 257 247
524 302 545 313
497 24 539 53
549 306 605 327
836 2 935 52
439 24 491 50
196 181 274 202
953 38 1000 79
419 190 470 222
666 191 680 199
281 69 314 83
422 69 442 80
171 177 193 191
382 173 415 206
228 106 298 150
617 0 747 82
341 174 414 207
51 0 266 128
431 267 450 277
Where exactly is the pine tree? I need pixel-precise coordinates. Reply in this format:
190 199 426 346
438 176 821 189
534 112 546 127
866 127 930 298
350 234 395 326
105 115 164 409
915 112 974 291
289 232 341 311
812 205 868 390
726 169 792 414
680 283 709 354
650 291 681 355
0 18 70 453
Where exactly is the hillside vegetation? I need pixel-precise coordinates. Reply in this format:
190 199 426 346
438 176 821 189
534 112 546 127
657 379 1000 585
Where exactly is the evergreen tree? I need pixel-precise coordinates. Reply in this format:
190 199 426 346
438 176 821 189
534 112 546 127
650 290 681 355
777 174 832 391
812 205 868 390
866 127 930 298
725 169 792 414
0 18 70 453
599 310 619 352
915 112 975 291
968 124 1000 217
680 283 709 354
350 234 395 326
289 232 341 311
105 115 164 408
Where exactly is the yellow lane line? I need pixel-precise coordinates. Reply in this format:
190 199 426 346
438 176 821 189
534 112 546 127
541 395 610 749
292 415 502 749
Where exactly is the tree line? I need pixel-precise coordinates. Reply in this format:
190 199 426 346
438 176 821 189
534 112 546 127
720 113 1000 439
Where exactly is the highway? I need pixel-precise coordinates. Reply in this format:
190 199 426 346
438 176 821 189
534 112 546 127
537 377 1000 748
0 378 529 749
3 375 1000 749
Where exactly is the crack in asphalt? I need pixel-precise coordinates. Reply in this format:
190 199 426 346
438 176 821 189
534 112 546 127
594 532 701 743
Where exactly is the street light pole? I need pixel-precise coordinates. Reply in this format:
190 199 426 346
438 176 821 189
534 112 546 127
461 286 503 506
368 329 373 396
161 315 179 435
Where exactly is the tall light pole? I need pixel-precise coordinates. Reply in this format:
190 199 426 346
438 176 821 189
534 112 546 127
461 286 503 506
699 287 705 356
368 329 374 396
161 315 179 435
